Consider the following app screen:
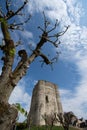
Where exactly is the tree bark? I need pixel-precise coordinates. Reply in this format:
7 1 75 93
0 51 38 130
0 102 18 130
0 18 18 130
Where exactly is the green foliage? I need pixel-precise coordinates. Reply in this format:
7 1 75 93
9 48 15 56
0 18 11 40
15 103 28 117
16 122 27 130
0 18 6 23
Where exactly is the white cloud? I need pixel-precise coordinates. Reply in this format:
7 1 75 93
9 85 31 109
27 0 86 60
33 80 38 85
9 80 31 122
59 52 87 119
60 89 73 97
64 0 84 24
21 30 33 39
28 0 84 25
27 0 87 119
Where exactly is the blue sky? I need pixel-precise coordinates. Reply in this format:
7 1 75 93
0 0 87 121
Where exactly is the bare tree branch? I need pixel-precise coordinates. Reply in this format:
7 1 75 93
15 39 22 47
42 113 57 130
47 19 59 33
39 51 60 70
18 49 28 62
6 0 28 20
8 15 31 30
39 53 51 65
38 13 69 50
6 0 10 12
43 12 50 32
48 25 70 38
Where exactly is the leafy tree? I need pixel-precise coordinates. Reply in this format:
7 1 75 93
15 103 28 117
0 0 69 130
15 103 28 130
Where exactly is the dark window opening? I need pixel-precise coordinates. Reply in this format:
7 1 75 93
45 95 49 103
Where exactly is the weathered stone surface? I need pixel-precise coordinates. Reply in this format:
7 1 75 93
28 80 63 126
0 102 18 130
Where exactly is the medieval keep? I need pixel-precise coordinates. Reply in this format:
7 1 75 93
29 80 63 125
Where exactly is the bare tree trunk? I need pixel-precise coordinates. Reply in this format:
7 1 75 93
0 66 27 130
0 102 18 130
0 57 35 130
0 70 18 130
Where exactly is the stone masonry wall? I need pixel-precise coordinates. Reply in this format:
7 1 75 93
29 80 63 126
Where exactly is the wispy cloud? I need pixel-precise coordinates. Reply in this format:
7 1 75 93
22 31 33 39
9 79 31 122
28 0 83 24
9 80 31 109
59 52 87 118
58 2 87 118
27 0 87 119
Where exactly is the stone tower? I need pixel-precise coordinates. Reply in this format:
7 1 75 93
29 80 63 125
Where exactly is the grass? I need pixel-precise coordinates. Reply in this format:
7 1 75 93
23 126 80 130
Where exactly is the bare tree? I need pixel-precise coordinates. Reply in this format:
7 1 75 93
42 113 57 130
0 0 69 130
57 112 77 130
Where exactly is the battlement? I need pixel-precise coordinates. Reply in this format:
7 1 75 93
34 80 58 91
